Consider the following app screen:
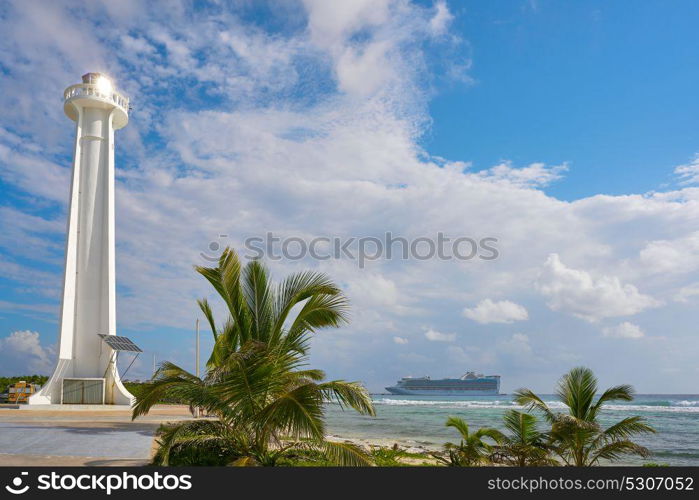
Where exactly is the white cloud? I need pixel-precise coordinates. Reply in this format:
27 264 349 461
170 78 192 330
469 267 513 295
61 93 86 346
447 333 537 370
336 41 396 97
474 161 568 188
497 333 533 356
0 1 699 391
424 328 456 342
393 336 408 344
639 232 699 275
674 154 699 185
303 0 390 49
0 330 54 373
0 134 71 205
537 254 660 322
602 322 645 339
302 0 446 97
120 34 156 55
674 283 699 303
397 352 432 364
429 1 453 36
462 299 529 324
447 345 486 365
346 273 410 315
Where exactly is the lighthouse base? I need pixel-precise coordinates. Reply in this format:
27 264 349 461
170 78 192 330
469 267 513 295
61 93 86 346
28 358 134 407
14 404 133 411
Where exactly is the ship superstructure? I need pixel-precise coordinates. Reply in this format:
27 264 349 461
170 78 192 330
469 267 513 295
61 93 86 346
386 372 500 396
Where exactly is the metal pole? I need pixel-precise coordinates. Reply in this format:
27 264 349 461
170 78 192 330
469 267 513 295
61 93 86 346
194 319 200 418
196 319 200 379
152 353 156 378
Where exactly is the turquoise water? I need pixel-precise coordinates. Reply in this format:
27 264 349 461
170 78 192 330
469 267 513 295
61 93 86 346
325 394 699 466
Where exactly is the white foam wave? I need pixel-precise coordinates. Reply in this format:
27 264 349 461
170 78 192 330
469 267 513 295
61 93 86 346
372 398 567 410
373 398 699 413
674 400 699 407
605 404 699 413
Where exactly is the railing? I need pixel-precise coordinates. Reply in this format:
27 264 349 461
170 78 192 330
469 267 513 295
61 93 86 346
64 84 129 113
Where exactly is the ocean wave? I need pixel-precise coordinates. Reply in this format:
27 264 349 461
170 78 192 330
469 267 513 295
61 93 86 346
372 398 699 413
604 404 699 413
628 400 699 407
372 398 563 410
610 399 699 408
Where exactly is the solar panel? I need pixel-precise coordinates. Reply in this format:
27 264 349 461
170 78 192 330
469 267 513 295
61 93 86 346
98 334 142 353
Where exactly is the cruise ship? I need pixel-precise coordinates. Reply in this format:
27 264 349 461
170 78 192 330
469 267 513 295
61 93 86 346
385 372 501 396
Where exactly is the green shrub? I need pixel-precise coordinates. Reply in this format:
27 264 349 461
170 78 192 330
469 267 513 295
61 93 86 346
0 375 48 393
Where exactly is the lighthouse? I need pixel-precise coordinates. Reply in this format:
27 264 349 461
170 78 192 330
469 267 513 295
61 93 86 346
29 73 134 406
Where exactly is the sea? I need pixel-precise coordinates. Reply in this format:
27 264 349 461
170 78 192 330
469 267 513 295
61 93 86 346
325 394 699 466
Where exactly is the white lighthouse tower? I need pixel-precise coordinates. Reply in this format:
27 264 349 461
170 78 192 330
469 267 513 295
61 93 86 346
29 73 134 406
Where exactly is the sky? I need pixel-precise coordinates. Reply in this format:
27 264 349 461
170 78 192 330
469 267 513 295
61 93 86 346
1 0 698 393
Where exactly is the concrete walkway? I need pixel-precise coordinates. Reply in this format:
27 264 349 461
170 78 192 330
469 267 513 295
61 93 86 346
0 405 193 466
0 422 156 458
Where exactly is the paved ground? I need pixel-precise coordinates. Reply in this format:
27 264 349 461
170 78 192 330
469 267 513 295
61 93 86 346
0 405 193 466
0 422 156 458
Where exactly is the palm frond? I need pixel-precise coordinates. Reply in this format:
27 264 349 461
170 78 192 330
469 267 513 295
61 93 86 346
513 389 556 423
283 293 350 353
132 361 242 421
137 247 375 466
600 416 655 441
197 298 218 341
589 440 652 464
473 427 506 444
590 384 634 418
445 416 470 440
271 271 344 342
256 382 326 441
229 456 261 467
151 420 232 465
557 366 597 420
241 259 274 343
502 410 540 444
318 380 375 416
515 367 651 466
317 440 373 467
291 369 326 381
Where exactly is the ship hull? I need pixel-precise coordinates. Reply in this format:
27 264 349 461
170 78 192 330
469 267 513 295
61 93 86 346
385 387 499 396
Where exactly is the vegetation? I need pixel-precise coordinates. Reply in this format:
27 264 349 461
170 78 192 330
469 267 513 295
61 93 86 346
434 416 504 466
133 248 375 466
370 445 436 467
123 382 187 405
224 443 438 467
491 410 556 466
370 446 411 467
129 257 653 469
0 375 48 393
435 367 655 467
514 366 655 466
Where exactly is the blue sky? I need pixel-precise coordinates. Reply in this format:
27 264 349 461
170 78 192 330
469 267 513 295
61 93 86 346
426 0 699 200
1 0 698 393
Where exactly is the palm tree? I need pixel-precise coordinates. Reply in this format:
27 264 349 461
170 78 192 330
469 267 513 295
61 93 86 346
133 248 376 466
492 410 557 466
514 366 655 466
435 416 504 466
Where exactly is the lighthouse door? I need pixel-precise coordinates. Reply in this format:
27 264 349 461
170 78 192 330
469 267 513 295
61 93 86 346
61 378 105 404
